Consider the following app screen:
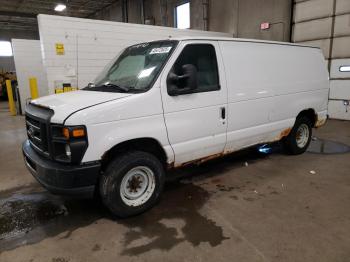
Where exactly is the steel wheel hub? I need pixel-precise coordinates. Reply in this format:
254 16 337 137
296 124 310 148
120 166 156 207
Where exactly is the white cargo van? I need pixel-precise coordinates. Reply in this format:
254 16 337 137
23 37 329 217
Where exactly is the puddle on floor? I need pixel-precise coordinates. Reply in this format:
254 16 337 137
0 180 230 255
0 193 66 239
0 190 105 253
119 182 229 256
307 138 350 154
5 138 341 255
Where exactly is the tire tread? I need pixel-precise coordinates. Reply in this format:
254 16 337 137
99 150 165 218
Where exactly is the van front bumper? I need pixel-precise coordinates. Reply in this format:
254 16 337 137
22 140 100 197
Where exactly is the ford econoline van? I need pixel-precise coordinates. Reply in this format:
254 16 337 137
23 37 329 217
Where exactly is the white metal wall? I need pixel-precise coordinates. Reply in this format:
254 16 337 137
292 0 350 120
12 39 48 112
37 14 230 94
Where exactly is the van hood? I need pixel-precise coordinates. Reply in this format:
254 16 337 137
30 90 132 123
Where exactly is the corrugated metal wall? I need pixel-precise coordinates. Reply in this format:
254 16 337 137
292 0 350 120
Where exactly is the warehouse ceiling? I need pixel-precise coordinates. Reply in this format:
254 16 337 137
0 0 119 31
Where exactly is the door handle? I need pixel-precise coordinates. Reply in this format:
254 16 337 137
221 107 226 120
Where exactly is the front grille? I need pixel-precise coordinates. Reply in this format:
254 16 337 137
26 115 49 156
25 103 54 158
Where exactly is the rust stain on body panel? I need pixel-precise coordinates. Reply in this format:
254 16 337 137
278 127 292 140
315 118 327 128
168 128 293 170
172 153 225 169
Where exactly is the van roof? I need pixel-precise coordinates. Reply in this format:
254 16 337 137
166 36 320 49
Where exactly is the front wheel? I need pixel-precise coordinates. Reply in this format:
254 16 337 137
283 116 312 155
99 151 165 218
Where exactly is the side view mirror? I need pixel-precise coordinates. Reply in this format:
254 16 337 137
167 64 198 96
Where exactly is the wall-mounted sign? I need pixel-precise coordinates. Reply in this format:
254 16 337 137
55 43 65 55
260 22 270 30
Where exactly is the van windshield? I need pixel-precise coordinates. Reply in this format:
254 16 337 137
83 40 178 93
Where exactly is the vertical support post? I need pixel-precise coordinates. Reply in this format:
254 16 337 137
29 77 39 99
203 0 209 31
140 0 145 24
236 0 240 38
5 80 16 116
289 0 294 42
159 0 167 26
328 0 337 74
123 0 129 23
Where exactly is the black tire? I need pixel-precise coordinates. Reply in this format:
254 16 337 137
99 151 165 218
283 116 313 155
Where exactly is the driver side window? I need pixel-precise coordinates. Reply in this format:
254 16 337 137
168 44 220 94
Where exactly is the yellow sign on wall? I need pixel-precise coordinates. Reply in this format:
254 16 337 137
55 43 65 55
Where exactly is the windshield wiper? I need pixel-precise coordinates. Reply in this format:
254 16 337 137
100 83 131 92
84 83 140 93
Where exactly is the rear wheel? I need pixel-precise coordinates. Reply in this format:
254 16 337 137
99 151 165 218
284 116 312 155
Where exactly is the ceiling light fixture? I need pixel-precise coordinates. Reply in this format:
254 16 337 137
54 4 66 12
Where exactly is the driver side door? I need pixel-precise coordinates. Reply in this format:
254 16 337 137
160 41 227 165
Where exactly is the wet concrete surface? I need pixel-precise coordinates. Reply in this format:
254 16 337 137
0 102 33 191
1 102 350 262
1 135 350 261
0 130 275 255
308 138 350 154
0 180 229 255
119 181 229 256
0 144 279 255
0 189 106 252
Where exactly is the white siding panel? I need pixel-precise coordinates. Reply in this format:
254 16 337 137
296 39 330 58
328 100 350 120
294 0 333 23
329 80 350 99
38 14 230 94
12 39 48 112
332 36 350 58
333 14 350 37
330 58 350 78
336 0 350 15
292 17 332 42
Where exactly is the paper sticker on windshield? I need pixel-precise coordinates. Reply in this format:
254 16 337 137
149 46 172 55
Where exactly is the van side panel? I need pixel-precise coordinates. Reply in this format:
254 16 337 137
268 46 329 123
219 41 329 151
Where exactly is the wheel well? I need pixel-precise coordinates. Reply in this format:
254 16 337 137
101 138 167 170
297 109 317 127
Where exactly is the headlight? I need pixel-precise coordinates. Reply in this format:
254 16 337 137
51 125 88 164
65 144 71 157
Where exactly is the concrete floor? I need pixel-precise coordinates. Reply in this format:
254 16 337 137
0 101 350 262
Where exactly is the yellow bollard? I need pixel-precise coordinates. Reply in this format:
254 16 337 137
5 80 16 116
29 77 39 99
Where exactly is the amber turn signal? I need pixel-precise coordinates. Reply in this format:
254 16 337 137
62 127 70 139
62 127 85 139
72 128 85 137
